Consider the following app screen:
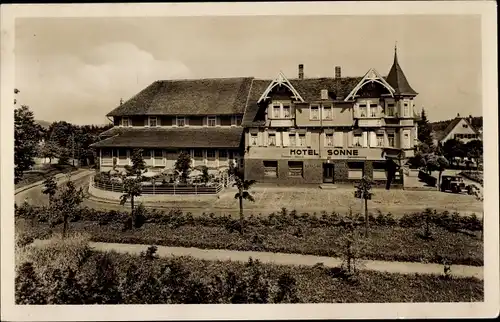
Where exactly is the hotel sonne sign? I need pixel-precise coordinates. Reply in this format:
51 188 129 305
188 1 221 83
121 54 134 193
289 149 360 156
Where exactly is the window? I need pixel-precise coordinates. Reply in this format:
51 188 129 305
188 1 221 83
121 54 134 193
207 149 216 159
403 131 410 148
403 102 410 117
386 103 395 116
232 115 242 126
334 132 344 147
310 106 319 120
273 105 281 118
325 133 334 147
373 162 387 180
250 133 258 146
388 133 395 147
370 104 378 117
288 161 303 178
289 134 296 147
323 106 333 120
283 105 291 118
463 124 468 128
149 116 158 127
207 116 217 127
298 134 306 147
194 149 203 158
268 133 276 146
376 134 384 147
121 117 130 127
219 149 227 159
358 104 367 117
176 116 186 127
348 162 364 179
263 161 278 178
353 133 362 147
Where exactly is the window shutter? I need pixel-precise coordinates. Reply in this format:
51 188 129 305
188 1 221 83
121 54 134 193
321 132 326 147
275 132 282 147
282 132 289 147
370 132 377 147
347 131 353 147
306 131 312 147
362 132 368 147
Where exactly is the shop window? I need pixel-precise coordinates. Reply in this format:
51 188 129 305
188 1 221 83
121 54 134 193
348 161 364 180
263 161 278 178
373 161 387 180
288 161 304 178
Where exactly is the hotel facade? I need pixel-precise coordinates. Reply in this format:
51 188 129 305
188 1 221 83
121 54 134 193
93 48 418 186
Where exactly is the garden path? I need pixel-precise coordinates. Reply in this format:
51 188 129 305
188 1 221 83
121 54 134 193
31 240 484 280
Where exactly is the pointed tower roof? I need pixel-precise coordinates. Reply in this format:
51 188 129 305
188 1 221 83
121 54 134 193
386 45 418 96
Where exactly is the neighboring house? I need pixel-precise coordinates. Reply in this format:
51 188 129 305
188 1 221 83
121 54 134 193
92 46 420 185
432 114 481 145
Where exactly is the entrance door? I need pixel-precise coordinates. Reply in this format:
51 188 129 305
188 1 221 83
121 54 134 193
323 163 335 183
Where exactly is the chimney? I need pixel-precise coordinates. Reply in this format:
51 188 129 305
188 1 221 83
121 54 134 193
335 66 341 79
298 64 304 80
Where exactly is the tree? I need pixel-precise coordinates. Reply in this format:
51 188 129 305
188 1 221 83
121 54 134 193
466 140 483 168
174 152 192 183
417 108 433 146
355 176 373 237
42 176 58 206
38 140 60 164
125 148 146 176
200 166 210 184
442 139 466 167
385 157 400 190
14 105 43 183
52 180 84 238
46 121 76 148
120 177 143 229
425 154 449 190
57 147 70 165
233 170 256 234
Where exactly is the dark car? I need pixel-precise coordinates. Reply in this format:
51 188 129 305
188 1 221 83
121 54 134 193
440 175 466 193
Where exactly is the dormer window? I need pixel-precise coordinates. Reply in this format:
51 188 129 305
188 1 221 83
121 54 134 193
120 117 130 127
310 105 319 120
283 105 291 118
176 116 186 127
386 103 395 117
370 104 378 117
207 116 216 127
358 104 367 117
148 116 157 127
232 115 242 126
273 105 281 118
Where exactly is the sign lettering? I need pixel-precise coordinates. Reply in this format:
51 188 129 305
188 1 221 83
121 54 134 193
289 149 359 156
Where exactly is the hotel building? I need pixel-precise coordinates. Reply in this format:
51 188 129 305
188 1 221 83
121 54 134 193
92 48 418 185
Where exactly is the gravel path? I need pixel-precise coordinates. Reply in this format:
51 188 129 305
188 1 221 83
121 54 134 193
31 239 484 280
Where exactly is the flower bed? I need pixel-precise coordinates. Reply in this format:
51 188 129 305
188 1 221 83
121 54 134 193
16 205 484 266
460 171 484 186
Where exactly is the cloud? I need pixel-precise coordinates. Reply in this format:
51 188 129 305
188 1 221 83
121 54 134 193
16 42 192 125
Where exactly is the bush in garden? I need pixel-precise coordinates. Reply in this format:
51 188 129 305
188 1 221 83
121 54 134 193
273 272 299 303
141 245 159 260
78 252 122 304
15 262 47 304
45 267 85 304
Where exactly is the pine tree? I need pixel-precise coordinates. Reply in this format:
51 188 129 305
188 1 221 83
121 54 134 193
15 105 43 183
418 108 433 147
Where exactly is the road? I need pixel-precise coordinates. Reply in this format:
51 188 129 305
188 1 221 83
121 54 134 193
15 170 94 206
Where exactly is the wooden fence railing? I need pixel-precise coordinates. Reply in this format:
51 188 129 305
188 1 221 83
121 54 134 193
92 178 224 195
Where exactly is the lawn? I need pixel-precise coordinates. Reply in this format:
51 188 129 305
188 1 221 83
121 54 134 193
17 236 483 303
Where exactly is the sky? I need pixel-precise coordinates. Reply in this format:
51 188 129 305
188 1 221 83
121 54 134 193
15 15 482 125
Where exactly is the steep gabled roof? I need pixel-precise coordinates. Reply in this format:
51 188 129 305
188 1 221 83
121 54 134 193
107 77 253 117
434 117 480 142
386 47 418 96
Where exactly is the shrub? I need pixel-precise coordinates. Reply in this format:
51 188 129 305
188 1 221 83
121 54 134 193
15 262 47 304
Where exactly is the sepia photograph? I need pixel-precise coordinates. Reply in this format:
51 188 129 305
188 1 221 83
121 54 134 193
1 1 498 321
